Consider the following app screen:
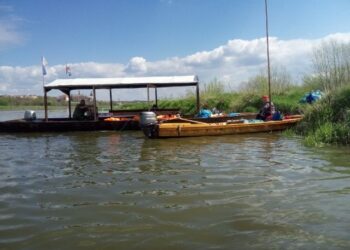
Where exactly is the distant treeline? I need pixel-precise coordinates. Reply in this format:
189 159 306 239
0 94 155 112
0 96 61 107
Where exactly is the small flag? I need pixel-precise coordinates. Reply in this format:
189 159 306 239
65 64 72 77
42 56 48 76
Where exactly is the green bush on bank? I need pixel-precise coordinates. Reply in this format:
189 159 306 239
295 86 350 145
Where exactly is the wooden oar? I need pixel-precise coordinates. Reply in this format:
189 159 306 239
160 116 209 125
174 117 209 124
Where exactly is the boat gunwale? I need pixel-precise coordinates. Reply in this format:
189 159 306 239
158 117 302 129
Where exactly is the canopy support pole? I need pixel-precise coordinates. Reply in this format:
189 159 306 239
68 91 72 119
196 83 200 114
109 88 113 111
155 87 158 107
44 89 48 122
93 86 97 121
147 84 150 111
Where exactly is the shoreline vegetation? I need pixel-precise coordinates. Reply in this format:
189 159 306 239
1 41 350 146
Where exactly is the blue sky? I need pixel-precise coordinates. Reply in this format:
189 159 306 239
1 0 350 97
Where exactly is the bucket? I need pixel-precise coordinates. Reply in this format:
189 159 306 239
24 110 37 121
140 112 157 127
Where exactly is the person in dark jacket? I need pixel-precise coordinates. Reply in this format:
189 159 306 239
256 95 275 121
73 99 88 120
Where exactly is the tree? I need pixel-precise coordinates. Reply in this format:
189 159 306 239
312 40 350 92
239 66 294 95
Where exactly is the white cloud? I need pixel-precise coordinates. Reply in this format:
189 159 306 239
65 62 126 78
2 32 350 99
0 5 23 50
126 57 148 74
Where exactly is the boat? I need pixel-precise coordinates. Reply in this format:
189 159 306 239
0 117 140 133
140 112 302 138
0 75 199 133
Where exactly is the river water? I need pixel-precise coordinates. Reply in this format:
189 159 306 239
0 110 350 249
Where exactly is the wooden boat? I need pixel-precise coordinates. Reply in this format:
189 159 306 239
0 75 201 133
0 117 140 133
141 115 302 138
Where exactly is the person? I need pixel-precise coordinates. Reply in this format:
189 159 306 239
256 95 275 121
151 104 158 111
73 99 88 120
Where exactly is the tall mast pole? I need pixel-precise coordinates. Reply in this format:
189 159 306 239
265 0 272 104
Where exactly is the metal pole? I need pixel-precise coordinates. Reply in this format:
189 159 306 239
44 89 48 121
147 84 150 111
265 0 272 104
93 87 97 121
196 83 200 114
109 88 113 111
155 87 158 107
68 91 72 119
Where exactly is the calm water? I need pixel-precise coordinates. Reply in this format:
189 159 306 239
0 111 350 249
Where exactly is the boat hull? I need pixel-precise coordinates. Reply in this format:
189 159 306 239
0 119 139 133
143 117 302 138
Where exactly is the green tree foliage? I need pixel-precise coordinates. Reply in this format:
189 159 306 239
296 86 350 145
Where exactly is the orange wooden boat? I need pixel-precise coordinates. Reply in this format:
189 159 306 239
141 114 302 138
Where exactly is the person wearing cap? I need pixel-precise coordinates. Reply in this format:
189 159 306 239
256 95 275 121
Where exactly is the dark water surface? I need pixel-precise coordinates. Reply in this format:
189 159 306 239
1 112 350 249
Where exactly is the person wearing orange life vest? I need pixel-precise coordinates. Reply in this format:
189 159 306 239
256 95 275 121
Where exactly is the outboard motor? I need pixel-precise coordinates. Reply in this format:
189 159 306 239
24 110 37 121
140 111 158 138
140 111 157 127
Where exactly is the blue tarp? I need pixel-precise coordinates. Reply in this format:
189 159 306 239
228 112 240 117
300 90 323 104
197 109 212 118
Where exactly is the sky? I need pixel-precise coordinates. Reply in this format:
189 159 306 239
1 0 350 100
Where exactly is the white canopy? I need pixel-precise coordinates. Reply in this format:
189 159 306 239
45 75 199 91
42 75 201 121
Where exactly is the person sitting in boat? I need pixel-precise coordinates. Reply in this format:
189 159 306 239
198 103 212 118
256 95 275 121
151 104 158 111
73 99 89 120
